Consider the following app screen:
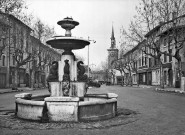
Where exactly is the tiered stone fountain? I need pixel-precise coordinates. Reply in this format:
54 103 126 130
15 17 118 122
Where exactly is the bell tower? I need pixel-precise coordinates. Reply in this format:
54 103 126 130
107 24 118 69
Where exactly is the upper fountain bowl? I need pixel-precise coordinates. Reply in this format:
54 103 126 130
46 36 90 50
57 17 79 32
46 17 90 50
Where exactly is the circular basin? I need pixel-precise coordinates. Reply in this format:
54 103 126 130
46 36 90 50
15 93 118 122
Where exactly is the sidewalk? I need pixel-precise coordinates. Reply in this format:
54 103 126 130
132 84 154 89
125 84 183 94
0 87 36 94
155 86 183 93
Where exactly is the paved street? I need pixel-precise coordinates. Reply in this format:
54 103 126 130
1 85 185 135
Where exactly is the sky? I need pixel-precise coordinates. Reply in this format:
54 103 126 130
25 0 139 69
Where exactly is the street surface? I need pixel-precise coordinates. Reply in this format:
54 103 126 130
1 85 185 135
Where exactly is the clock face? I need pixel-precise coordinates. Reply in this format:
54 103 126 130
110 52 115 57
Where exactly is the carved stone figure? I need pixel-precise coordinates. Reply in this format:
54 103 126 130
62 59 70 96
63 59 70 81
77 61 88 82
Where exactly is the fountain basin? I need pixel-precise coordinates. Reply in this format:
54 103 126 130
46 36 90 50
15 93 118 122
15 94 50 121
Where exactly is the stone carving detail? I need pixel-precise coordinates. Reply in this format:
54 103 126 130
77 61 88 82
46 61 58 82
62 59 70 96
63 59 70 81
62 82 70 96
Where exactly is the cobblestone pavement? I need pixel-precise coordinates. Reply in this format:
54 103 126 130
0 108 137 130
1 85 185 135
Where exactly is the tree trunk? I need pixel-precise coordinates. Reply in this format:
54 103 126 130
136 72 139 86
160 64 165 89
129 72 133 86
30 70 35 88
13 68 19 90
176 60 182 88
121 74 124 86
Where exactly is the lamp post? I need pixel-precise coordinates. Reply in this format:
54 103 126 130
87 37 96 78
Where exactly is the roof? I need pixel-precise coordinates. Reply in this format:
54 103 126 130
0 11 32 31
145 25 161 37
145 14 185 37
122 39 146 57
158 24 185 37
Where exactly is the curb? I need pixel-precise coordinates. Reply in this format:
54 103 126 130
155 87 184 94
132 86 152 89
0 87 47 94
0 89 23 94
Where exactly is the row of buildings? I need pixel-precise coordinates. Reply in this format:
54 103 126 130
107 14 185 88
0 12 61 88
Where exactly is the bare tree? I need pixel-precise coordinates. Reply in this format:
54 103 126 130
119 0 185 88
11 47 37 89
0 0 26 15
0 25 9 58
98 59 110 83
113 59 127 86
32 18 55 44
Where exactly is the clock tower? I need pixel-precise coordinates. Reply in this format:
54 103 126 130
107 25 118 69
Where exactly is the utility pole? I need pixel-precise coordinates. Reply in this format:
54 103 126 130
87 37 96 79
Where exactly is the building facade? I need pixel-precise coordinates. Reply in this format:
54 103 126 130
117 14 185 88
0 12 61 88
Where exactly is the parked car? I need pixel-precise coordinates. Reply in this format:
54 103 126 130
106 82 111 86
87 80 101 88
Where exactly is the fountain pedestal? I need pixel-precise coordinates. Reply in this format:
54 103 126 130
49 82 87 97
45 97 79 122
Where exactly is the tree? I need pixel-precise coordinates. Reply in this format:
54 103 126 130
0 26 9 58
119 0 185 88
113 59 126 86
31 45 50 88
0 0 26 15
11 47 37 89
0 0 33 26
32 18 56 44
98 59 110 82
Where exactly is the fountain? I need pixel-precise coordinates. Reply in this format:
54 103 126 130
15 17 118 122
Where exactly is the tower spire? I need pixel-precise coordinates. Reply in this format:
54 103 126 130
111 23 115 40
110 23 116 48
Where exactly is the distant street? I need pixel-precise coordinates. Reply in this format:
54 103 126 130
1 85 185 135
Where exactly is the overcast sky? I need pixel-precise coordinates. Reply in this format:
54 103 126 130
25 0 139 68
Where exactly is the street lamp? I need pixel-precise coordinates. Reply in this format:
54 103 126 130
87 37 96 78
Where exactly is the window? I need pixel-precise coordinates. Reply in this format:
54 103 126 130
145 57 147 66
169 49 172 62
142 56 144 66
149 58 152 67
13 35 16 47
154 58 158 65
164 38 167 47
13 55 15 65
164 52 167 63
2 55 5 66
139 58 141 67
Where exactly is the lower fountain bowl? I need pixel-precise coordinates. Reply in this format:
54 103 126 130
15 93 118 122
46 36 90 50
